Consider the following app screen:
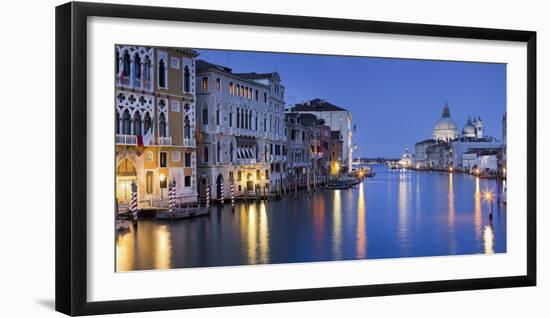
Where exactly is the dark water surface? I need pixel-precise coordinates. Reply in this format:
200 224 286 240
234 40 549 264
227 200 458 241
116 165 506 271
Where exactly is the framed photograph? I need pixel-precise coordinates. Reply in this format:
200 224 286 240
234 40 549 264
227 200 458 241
55 1 536 316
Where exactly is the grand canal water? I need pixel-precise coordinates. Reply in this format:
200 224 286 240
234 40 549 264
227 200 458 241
116 164 506 271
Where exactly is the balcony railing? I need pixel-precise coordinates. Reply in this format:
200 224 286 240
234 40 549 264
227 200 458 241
237 158 257 165
183 139 196 148
117 76 153 91
116 134 137 145
158 136 172 145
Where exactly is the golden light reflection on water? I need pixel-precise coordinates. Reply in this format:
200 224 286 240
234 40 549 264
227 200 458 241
332 190 342 259
484 225 494 254
448 173 456 254
239 203 270 265
258 202 270 263
116 223 172 271
153 224 172 269
116 231 135 272
474 177 482 241
356 182 367 259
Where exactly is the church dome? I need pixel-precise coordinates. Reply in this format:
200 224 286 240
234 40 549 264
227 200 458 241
433 103 458 142
462 116 477 138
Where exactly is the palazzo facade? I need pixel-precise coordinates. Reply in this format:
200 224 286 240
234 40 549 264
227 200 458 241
195 60 287 200
115 46 198 206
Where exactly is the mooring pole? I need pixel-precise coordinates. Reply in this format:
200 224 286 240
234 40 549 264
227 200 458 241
131 180 138 226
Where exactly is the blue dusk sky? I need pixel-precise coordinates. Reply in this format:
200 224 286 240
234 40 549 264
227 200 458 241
196 49 506 158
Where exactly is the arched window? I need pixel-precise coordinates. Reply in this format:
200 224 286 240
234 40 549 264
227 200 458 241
184 66 190 92
202 104 209 125
115 51 120 75
122 110 131 135
115 111 120 134
133 53 141 80
158 59 166 88
249 111 252 130
264 116 267 132
255 112 258 130
236 108 240 128
159 113 166 137
123 51 131 77
133 112 142 136
217 141 221 163
230 143 234 162
264 145 268 162
241 111 245 129
144 112 152 134
204 146 209 163
184 115 191 139
229 111 233 128
144 56 151 86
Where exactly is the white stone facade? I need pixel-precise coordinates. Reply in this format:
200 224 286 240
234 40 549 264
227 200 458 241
195 61 287 199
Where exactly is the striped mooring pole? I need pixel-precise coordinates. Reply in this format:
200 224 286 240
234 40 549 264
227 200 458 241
230 181 235 210
220 181 225 205
206 184 210 208
131 180 138 224
168 179 176 213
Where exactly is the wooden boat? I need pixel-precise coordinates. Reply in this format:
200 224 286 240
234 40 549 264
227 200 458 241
156 206 211 220
326 179 361 190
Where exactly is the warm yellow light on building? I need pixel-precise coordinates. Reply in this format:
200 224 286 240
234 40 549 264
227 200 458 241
159 173 166 182
483 191 493 201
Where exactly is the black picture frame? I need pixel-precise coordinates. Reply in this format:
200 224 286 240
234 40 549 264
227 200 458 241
55 1 537 316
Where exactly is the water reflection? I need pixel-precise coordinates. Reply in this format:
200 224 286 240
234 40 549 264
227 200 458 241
356 182 367 259
398 171 410 254
448 173 456 254
332 190 342 259
240 203 270 264
474 177 482 241
116 165 506 271
484 225 495 254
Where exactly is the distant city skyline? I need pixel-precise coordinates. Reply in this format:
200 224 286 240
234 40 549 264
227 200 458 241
196 48 506 158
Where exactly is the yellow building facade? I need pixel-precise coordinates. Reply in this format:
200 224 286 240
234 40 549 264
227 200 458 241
115 46 198 206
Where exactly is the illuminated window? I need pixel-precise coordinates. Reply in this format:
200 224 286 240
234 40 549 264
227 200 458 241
229 82 234 95
202 77 208 91
216 78 221 91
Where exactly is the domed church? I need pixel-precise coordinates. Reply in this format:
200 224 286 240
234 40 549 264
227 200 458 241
432 103 459 142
